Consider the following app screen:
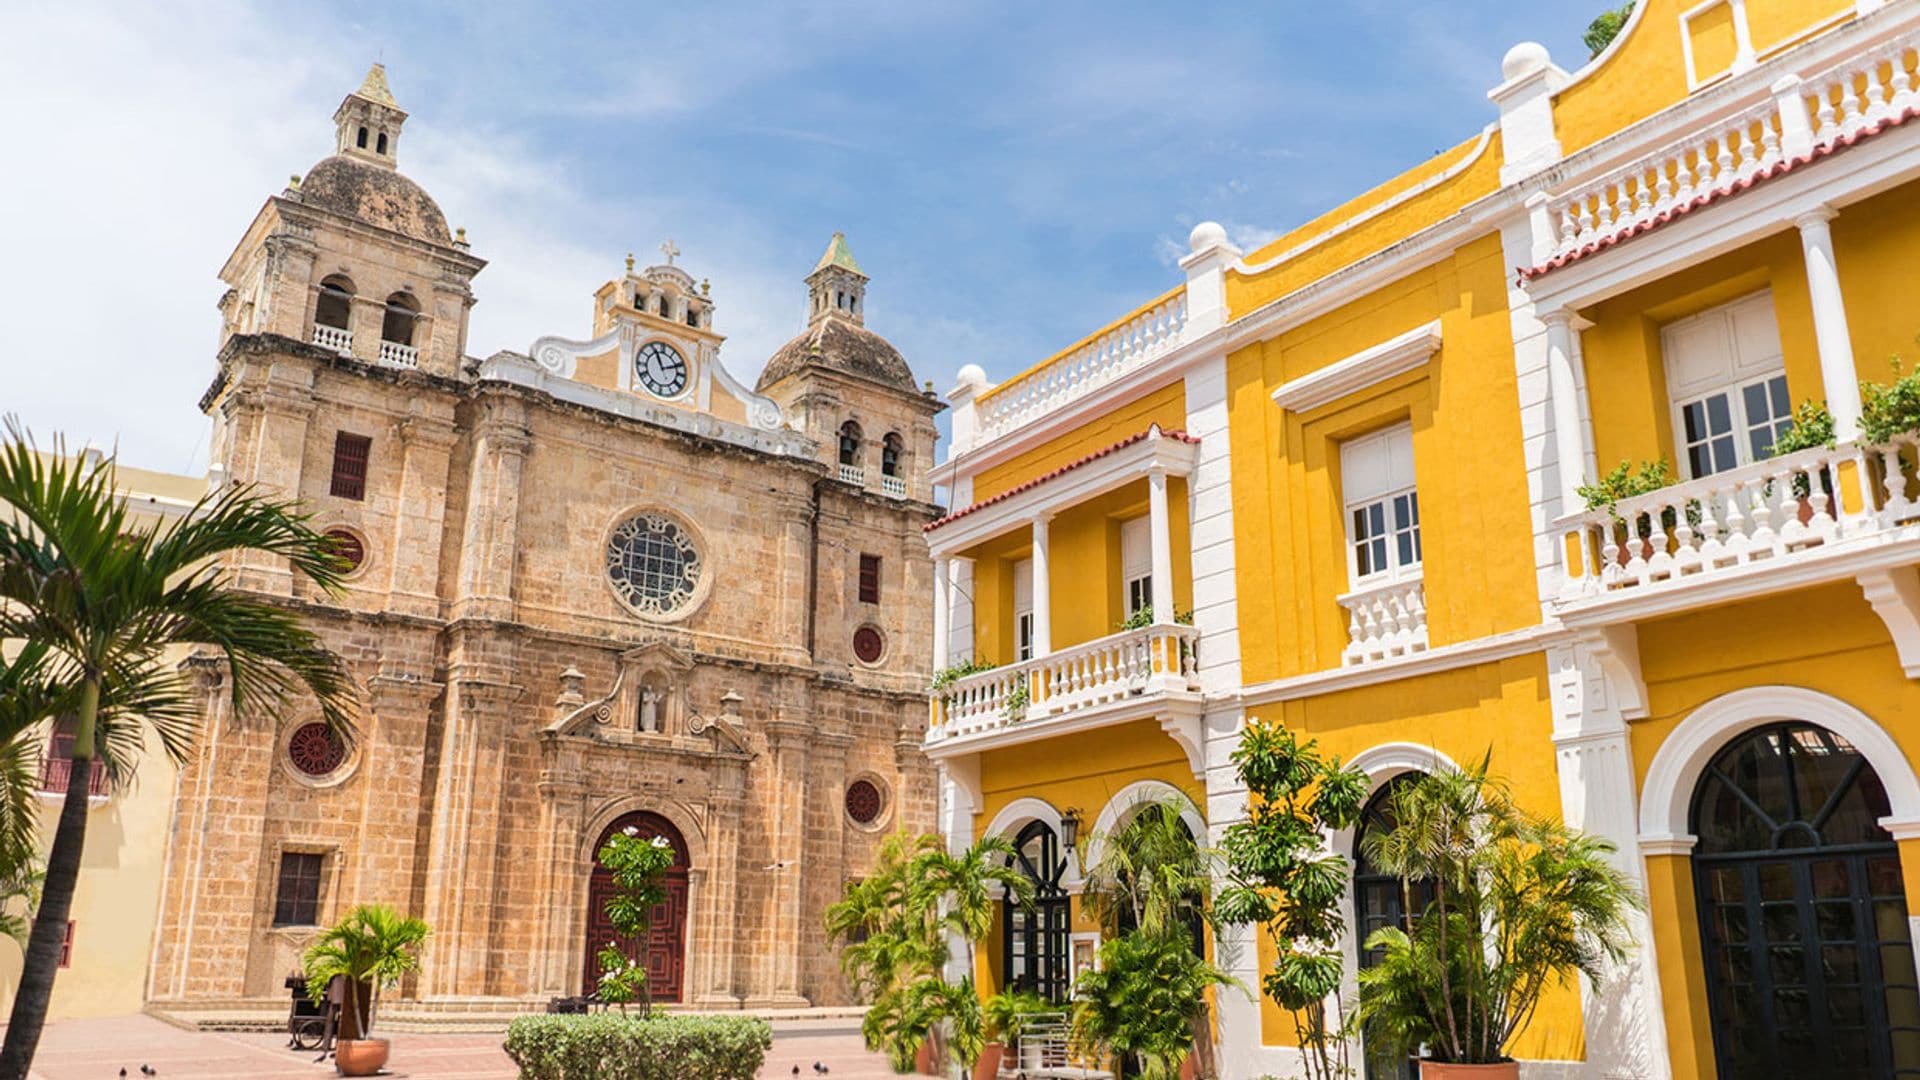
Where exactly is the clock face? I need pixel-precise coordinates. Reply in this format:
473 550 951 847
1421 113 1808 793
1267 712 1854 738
635 341 689 398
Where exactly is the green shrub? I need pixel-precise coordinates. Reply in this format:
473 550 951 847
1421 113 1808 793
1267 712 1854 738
502 1014 772 1080
1861 359 1920 444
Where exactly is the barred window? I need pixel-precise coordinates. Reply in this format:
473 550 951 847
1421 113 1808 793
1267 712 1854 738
858 554 881 605
330 432 371 501
273 852 324 927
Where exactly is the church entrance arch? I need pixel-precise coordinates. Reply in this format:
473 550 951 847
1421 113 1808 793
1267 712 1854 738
581 811 690 1001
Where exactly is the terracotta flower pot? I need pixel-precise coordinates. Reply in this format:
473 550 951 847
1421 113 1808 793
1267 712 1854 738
1419 1061 1519 1080
334 1037 390 1077
973 1043 1005 1079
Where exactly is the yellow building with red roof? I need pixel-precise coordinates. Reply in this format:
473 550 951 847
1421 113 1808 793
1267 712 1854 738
924 2 1920 1076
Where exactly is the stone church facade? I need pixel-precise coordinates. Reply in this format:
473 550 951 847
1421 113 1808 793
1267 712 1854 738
144 66 942 1010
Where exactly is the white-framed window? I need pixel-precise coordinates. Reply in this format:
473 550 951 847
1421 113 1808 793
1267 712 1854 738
1662 291 1793 481
1341 423 1421 586
1013 557 1035 663
1120 517 1151 619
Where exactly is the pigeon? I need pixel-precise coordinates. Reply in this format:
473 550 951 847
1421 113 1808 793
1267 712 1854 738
141 1068 156 1077
791 1068 800 1077
813 1064 829 1075
118 1071 126 1078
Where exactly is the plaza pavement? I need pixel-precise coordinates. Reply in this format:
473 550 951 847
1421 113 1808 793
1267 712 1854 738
20 1013 920 1079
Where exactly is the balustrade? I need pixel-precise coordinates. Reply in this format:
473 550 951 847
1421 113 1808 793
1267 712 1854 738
379 340 419 367
1534 35 1920 265
880 474 907 499
39 756 109 798
927 623 1200 744
311 324 352 353
1560 438 1920 601
976 294 1188 441
838 463 866 486
1337 578 1429 666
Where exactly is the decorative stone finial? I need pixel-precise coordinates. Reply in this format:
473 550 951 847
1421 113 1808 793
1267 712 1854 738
700 278 711 295
719 689 744 723
1501 41 1552 80
1189 221 1229 253
454 226 469 248
556 666 587 708
625 252 635 274
287 173 302 192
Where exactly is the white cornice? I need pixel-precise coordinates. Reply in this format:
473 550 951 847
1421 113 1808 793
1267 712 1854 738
1235 624 1563 706
1270 320 1443 413
927 428 1199 556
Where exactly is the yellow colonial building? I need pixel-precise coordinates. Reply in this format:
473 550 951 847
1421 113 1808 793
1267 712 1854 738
924 2 1920 1077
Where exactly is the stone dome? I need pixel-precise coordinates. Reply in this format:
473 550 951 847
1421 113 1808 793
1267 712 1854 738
757 314 918 394
297 155 451 245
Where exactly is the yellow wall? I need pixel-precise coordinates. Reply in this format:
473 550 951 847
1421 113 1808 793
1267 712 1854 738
972 383 1187 501
1244 653 1580 1059
1228 232 1540 682
970 719 1204 991
1580 180 1920 478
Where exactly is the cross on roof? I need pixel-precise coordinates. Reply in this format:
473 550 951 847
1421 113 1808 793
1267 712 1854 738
659 239 680 266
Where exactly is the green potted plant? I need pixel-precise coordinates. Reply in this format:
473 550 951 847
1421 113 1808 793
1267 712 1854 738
1577 458 1679 565
1351 761 1641 1079
1071 930 1233 1080
303 905 430 1076
1765 399 1836 516
983 988 1051 1077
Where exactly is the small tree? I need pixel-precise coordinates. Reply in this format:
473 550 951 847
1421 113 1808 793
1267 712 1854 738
1584 2 1635 56
302 905 430 1039
1071 931 1234 1080
594 827 677 1014
1215 721 1367 1080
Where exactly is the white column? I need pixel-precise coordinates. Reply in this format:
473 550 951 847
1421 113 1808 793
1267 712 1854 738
1148 467 1175 623
1030 515 1052 657
1544 309 1589 510
1796 206 1864 442
932 556 951 670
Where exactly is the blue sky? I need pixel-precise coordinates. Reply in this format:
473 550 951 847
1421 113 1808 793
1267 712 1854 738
1 1 1604 472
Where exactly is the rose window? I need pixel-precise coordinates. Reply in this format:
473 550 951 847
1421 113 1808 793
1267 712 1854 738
845 779 884 825
606 513 702 617
287 722 347 777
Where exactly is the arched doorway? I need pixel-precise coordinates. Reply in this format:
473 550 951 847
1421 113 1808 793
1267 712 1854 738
1691 721 1920 1077
582 811 690 1001
1004 819 1071 1002
1354 774 1435 1080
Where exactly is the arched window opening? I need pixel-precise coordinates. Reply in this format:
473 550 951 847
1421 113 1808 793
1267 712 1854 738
375 132 388 155
381 292 420 346
838 422 863 467
356 126 368 149
1354 773 1435 1080
881 433 904 477
685 305 699 328
1003 820 1070 1002
1691 721 1920 1077
314 276 355 331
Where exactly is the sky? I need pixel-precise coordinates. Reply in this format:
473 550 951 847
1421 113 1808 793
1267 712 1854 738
0 1 1605 475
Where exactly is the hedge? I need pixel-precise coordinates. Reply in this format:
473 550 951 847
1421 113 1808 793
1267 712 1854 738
503 1013 773 1080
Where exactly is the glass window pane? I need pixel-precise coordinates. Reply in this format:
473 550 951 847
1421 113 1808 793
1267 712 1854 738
1707 394 1733 434
1684 400 1708 443
1770 376 1790 415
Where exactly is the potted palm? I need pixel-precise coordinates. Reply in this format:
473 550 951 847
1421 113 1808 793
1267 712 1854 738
982 989 1050 1078
303 905 431 1076
1352 760 1641 1079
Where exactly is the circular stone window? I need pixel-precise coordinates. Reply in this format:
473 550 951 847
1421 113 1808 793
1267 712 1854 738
845 779 886 827
322 528 366 575
606 512 703 617
852 625 886 665
287 722 347 778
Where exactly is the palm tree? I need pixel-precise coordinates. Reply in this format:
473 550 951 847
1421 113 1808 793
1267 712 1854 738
302 905 431 1039
0 426 356 1079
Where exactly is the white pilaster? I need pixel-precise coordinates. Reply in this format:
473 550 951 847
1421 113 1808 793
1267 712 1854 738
1488 43 1570 185
1178 223 1243 336
1147 466 1175 623
1030 515 1052 657
1795 206 1864 441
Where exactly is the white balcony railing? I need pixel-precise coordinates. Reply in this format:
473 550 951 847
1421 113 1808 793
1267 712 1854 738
311 324 352 353
1559 437 1920 604
379 340 419 367
928 624 1200 744
838 463 866 486
1338 577 1429 666
976 292 1189 441
1534 31 1920 265
880 474 907 499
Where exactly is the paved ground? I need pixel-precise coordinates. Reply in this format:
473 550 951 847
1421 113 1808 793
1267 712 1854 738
22 1013 919 1079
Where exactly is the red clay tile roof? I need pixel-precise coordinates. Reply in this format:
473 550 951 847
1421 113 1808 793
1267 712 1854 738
1522 103 1919 281
925 426 1200 533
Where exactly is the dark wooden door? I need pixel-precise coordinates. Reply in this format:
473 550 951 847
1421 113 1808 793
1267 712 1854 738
581 812 689 1002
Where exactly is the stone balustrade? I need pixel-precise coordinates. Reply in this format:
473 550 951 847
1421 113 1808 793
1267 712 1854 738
880 474 906 499
927 623 1200 745
1533 32 1919 265
379 340 420 367
976 293 1189 441
1559 437 1920 602
1337 577 1429 666
312 324 352 353
838 463 866 486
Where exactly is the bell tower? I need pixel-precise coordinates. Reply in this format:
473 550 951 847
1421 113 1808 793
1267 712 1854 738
806 232 868 327
333 63 406 169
